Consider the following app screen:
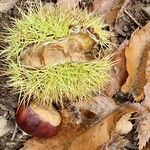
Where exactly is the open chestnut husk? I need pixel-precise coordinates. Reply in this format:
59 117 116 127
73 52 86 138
15 100 61 138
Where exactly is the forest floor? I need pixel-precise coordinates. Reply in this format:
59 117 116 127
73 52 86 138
0 0 150 150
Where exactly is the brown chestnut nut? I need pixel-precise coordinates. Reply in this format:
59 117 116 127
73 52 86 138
15 100 61 138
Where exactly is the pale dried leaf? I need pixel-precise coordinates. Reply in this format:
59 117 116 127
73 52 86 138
115 113 133 135
0 0 17 12
142 82 150 109
74 96 117 116
92 0 126 25
57 0 80 8
136 110 150 150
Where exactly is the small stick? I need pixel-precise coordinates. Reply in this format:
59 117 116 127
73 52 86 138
124 10 142 28
11 124 18 141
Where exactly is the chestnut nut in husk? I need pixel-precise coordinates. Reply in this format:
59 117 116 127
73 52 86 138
15 101 61 138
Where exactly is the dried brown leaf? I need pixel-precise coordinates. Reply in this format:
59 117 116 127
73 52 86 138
92 0 126 25
142 82 150 109
135 110 150 150
146 51 150 81
22 96 116 150
121 22 150 102
98 134 129 150
74 96 117 116
105 40 128 97
68 104 140 150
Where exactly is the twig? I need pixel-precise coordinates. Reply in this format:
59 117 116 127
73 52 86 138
11 124 18 141
124 10 142 28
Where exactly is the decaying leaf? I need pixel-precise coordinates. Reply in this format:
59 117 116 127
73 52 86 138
92 0 126 25
105 40 128 97
120 22 150 102
97 134 129 150
97 113 135 150
74 96 117 117
68 104 140 150
135 110 150 150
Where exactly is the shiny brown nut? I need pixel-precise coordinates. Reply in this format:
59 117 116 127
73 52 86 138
16 101 61 138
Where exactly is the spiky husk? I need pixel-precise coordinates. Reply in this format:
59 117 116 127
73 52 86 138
3 3 113 104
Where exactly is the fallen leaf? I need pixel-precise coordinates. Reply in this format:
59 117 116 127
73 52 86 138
74 96 117 116
115 0 131 23
136 110 150 150
92 0 126 25
105 40 128 97
68 104 140 150
146 50 150 81
22 96 117 150
57 0 80 8
120 22 150 101
0 0 17 12
98 134 129 150
142 82 150 109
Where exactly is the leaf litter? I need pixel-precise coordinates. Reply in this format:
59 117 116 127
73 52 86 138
0 0 150 150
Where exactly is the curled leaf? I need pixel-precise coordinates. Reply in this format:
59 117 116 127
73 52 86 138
120 22 150 101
